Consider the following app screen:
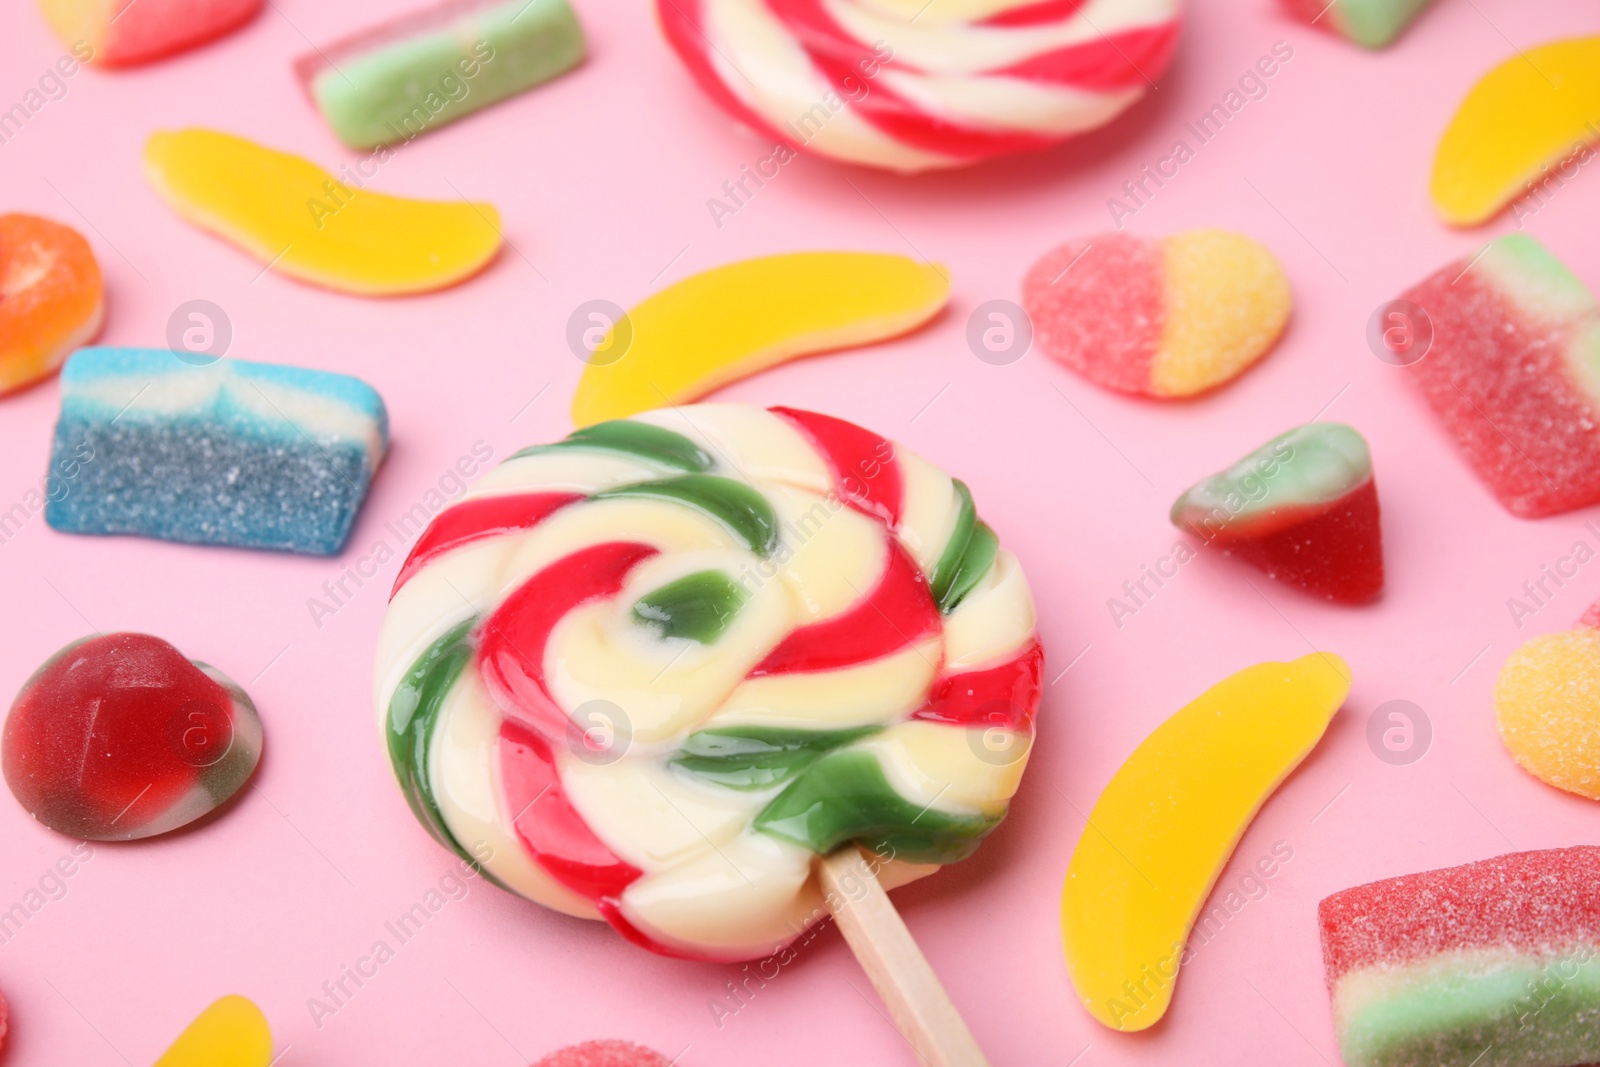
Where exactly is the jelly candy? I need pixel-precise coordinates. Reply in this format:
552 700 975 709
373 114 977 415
533 1040 672 1067
46 348 387 556
1432 36 1600 226
657 0 1181 172
38 0 262 66
153 995 272 1067
570 253 949 427
1399 234 1600 518
2 633 263 841
1319 848 1600 1067
1495 602 1600 800
143 128 502 296
1279 0 1435 49
374 403 1043 960
1022 230 1291 399
1061 654 1350 1031
0 213 103 396
296 0 585 150
1171 423 1384 603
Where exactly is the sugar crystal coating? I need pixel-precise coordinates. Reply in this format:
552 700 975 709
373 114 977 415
37 0 263 66
1319 848 1600 1067
532 1041 672 1067
45 347 387 556
1401 234 1600 518
1496 607 1600 800
295 0 585 150
1023 230 1290 399
2 633 263 841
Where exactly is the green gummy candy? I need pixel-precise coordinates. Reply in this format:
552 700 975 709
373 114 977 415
305 0 586 150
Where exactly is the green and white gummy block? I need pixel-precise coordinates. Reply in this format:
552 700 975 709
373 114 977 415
295 0 585 150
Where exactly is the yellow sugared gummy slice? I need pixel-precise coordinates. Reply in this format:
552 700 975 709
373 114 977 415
1061 653 1351 1031
143 128 502 296
1150 229 1291 398
570 252 949 427
1496 626 1600 800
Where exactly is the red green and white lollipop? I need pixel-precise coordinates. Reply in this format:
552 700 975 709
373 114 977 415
374 404 1043 963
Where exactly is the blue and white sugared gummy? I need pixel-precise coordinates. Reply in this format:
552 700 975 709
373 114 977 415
45 347 388 555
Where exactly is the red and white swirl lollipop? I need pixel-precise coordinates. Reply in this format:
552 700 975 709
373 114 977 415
657 0 1182 172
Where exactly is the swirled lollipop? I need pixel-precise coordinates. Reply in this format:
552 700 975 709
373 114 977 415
656 0 1183 172
374 404 1042 974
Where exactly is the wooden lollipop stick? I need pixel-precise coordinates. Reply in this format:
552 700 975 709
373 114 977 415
818 846 991 1067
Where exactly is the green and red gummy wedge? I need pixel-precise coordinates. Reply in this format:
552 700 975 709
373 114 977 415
1400 234 1600 519
1279 0 1436 49
1171 423 1383 603
1319 847 1600 1067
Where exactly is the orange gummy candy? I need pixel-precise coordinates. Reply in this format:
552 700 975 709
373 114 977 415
0 214 104 396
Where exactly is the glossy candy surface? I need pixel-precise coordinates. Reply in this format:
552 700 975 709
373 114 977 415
143 128 502 295
296 0 585 150
0 213 104 396
1319 848 1600 1067
1495 601 1600 800
1431 36 1600 226
153 996 272 1067
656 0 1181 172
38 0 262 66
1279 0 1434 49
1062 654 1350 1031
1171 423 1384 602
1400 234 1600 518
1023 230 1290 399
46 348 388 555
2 633 263 841
374 403 1043 961
570 252 949 426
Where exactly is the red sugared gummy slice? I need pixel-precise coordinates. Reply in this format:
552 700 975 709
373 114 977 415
532 1040 672 1067
1022 233 1163 394
1404 254 1600 518
88 0 263 66
1215 480 1385 603
1319 847 1600 985
1 633 236 838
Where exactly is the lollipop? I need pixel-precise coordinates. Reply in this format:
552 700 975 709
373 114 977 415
655 0 1183 173
375 404 1042 1058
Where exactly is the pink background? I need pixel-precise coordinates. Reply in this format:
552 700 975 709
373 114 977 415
3 1 1599 1063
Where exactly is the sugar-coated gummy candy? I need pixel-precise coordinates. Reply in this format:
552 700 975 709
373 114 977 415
1279 0 1434 49
0 214 103 397
1432 36 1600 226
1319 847 1600 1067
657 0 1180 173
153 995 272 1067
45 348 387 555
0 989 7 1056
143 128 502 296
1171 423 1384 603
1495 602 1600 800
374 403 1043 961
1400 234 1600 519
37 0 262 66
1022 230 1290 399
2 633 263 841
532 1040 672 1067
570 253 949 427
296 0 585 150
1062 654 1350 1031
